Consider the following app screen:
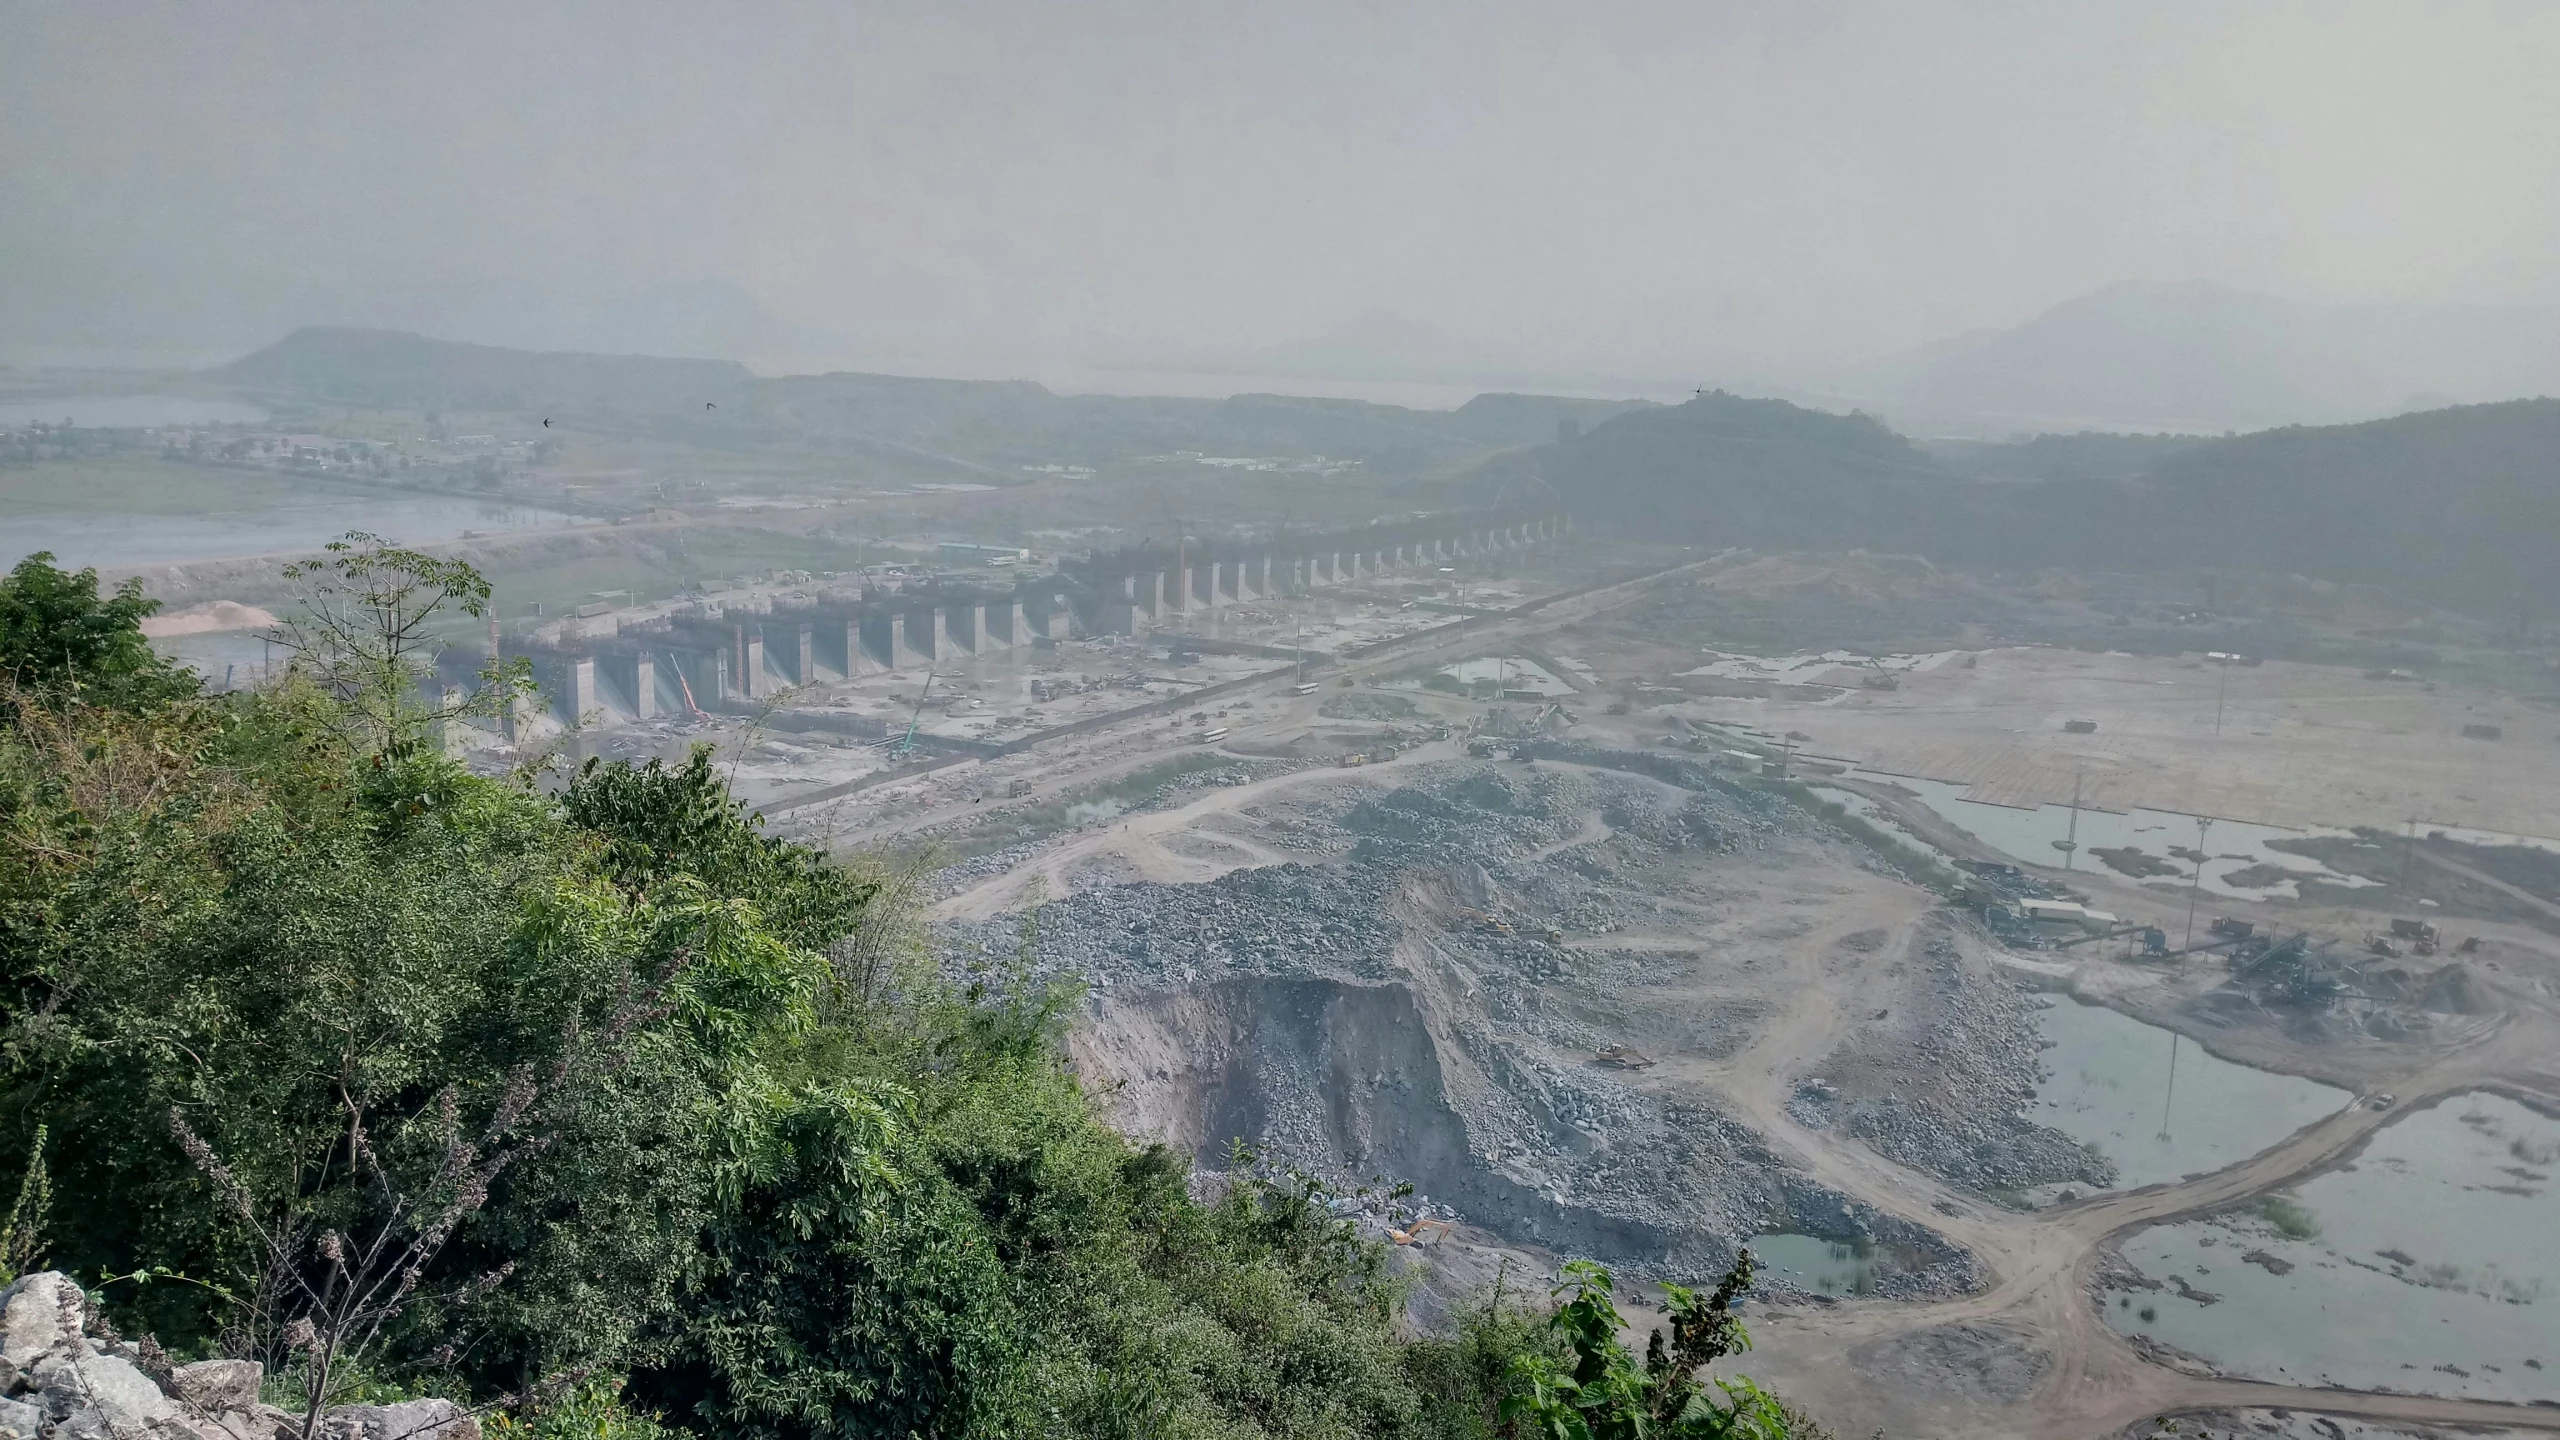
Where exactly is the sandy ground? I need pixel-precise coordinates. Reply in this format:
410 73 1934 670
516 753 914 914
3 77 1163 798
1675 646 2558 839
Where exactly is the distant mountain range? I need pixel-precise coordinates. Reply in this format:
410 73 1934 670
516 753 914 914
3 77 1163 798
214 327 1651 477
1850 281 2560 434
1482 387 2560 618
209 326 2560 618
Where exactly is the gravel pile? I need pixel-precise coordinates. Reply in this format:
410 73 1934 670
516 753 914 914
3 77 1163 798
1806 934 2114 1195
938 756 2005 1297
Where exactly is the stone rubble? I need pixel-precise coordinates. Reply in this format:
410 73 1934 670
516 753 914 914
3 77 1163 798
0 1273 477 1440
944 752 2042 1297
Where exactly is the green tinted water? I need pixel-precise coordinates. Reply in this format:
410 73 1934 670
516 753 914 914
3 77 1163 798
2105 1092 2560 1401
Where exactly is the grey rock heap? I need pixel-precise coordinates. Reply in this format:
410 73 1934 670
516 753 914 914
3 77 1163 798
0 1273 475 1440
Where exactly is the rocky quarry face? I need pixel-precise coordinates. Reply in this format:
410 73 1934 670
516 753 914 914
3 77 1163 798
945 750 2077 1296
0 1272 475 1440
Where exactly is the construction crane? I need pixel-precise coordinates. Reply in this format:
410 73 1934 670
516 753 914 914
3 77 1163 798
888 668 937 759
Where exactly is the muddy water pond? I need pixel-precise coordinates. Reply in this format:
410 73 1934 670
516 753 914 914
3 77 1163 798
1858 773 2382 900
2104 1091 2560 1402
2029 1000 2348 1195
1745 1234 1902 1296
1806 786 1963 870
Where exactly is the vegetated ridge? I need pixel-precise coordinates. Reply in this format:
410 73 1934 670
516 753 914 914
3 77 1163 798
1852 279 2560 432
1486 389 2560 618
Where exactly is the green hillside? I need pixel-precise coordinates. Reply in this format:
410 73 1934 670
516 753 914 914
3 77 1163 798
1481 390 1962 549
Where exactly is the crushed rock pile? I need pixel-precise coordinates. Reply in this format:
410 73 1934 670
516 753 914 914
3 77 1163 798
945 758 1992 1295
1792 936 2113 1194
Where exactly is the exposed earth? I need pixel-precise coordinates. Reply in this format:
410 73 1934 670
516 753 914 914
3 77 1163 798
770 550 2560 1439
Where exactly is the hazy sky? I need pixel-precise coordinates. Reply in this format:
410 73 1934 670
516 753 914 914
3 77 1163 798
7 1 2559 378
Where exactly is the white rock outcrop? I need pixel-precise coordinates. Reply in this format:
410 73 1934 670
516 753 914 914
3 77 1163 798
0 1274 477 1440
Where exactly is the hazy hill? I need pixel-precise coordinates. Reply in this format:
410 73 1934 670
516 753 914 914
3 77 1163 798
1483 390 1963 547
2001 399 2560 616
1924 430 2209 483
1860 281 2560 433
222 327 755 410
1479 388 2560 616
213 328 1650 476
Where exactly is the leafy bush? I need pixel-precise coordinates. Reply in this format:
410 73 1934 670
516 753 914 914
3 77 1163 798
2251 1195 2321 1241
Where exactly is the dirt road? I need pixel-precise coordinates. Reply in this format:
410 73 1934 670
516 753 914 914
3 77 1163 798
1721 965 2560 1438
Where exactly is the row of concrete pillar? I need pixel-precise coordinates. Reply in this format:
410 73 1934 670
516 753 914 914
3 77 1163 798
535 594 1070 726
1101 514 1566 634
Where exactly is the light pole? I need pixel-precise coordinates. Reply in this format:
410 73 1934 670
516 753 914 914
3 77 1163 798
2058 771 2084 870
2213 654 2231 735
2181 815 2216 950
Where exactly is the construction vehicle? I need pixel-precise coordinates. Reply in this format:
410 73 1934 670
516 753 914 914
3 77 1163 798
2052 923 2170 957
1860 656 1901 691
887 669 938 759
2366 926 2436 957
1595 1045 1656 1070
1389 1217 1451 1247
2063 718 2099 734
2209 917 2255 940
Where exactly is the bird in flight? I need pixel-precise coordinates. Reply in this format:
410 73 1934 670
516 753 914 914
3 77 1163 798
705 401 717 409
542 418 551 427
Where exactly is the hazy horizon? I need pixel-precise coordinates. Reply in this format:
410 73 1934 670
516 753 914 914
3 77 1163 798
8 2 2560 405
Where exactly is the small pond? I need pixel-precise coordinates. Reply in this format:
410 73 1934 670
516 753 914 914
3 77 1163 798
2029 999 2348 1194
1428 657 1576 697
1744 1234 1905 1297
1807 786 1962 869
2104 1091 2560 1402
1857 773 2381 900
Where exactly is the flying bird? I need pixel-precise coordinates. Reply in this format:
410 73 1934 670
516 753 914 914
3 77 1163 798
542 418 551 427
705 402 717 409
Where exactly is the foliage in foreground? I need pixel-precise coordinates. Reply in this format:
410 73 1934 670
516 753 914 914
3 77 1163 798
0 540 1806 1438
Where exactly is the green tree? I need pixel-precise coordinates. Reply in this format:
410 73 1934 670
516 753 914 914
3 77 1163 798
0 551 194 707
271 531 530 750
1500 1257 1789 1440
